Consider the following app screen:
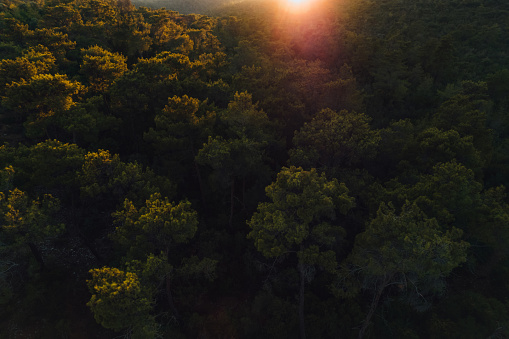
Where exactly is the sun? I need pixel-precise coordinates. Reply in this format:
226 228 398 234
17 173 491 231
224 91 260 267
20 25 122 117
280 0 316 13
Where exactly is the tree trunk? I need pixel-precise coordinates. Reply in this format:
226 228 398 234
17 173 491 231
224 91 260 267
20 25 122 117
242 178 246 212
298 263 306 339
166 276 180 320
359 274 392 339
164 248 180 321
28 242 45 270
102 93 111 114
229 179 235 228
194 160 207 211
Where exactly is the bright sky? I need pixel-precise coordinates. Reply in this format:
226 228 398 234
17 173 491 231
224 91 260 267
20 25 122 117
281 0 316 13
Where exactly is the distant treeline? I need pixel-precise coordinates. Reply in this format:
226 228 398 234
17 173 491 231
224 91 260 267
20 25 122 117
131 0 244 14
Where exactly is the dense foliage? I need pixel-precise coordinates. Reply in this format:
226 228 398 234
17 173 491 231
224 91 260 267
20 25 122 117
1 0 509 337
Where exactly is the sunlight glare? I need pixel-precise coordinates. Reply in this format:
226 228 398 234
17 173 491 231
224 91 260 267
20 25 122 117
281 0 316 13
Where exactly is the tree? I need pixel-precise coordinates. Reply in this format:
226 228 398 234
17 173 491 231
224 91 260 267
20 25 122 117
414 128 483 174
71 0 117 48
408 160 483 229
112 193 203 318
433 81 493 160
0 56 37 96
339 202 468 338
220 91 271 140
376 123 484 179
58 95 121 146
3 73 82 138
473 186 509 278
78 0 117 25
247 166 355 339
232 58 334 139
112 193 198 258
319 64 364 113
80 45 127 94
39 3 83 30
145 95 215 155
3 140 85 192
0 45 55 96
109 54 182 152
144 94 215 204
0 188 64 269
21 45 56 74
109 1 151 59
87 266 157 338
196 92 274 226
289 108 380 175
24 28 76 64
78 149 168 209
0 18 29 45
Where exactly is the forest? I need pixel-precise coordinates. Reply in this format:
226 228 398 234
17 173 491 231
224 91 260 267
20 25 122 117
1 0 509 337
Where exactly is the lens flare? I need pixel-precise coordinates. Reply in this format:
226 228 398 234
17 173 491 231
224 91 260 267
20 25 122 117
281 0 316 13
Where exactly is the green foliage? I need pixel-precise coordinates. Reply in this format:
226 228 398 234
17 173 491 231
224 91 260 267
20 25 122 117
196 91 275 222
112 193 198 258
146 95 215 152
80 45 128 94
138 7 184 52
0 188 64 248
197 135 266 186
176 255 217 282
409 161 483 228
415 127 483 173
4 72 80 115
24 28 76 63
3 73 82 138
232 58 337 135
0 140 85 195
1 0 509 337
87 267 157 337
289 108 380 172
22 45 56 73
221 91 269 139
429 291 509 339
0 45 55 95
59 95 121 147
79 149 167 207
39 3 83 30
108 2 152 59
433 81 494 158
353 202 467 279
144 94 215 179
126 252 173 294
0 165 15 192
248 166 354 263
108 54 183 151
0 56 36 95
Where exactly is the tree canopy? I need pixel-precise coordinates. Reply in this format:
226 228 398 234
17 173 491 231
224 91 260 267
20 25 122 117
1 0 509 337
